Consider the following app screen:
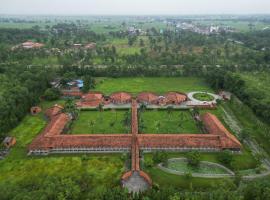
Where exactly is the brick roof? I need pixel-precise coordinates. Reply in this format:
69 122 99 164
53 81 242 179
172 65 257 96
137 92 159 104
110 92 132 104
45 104 64 118
82 92 103 101
201 113 242 149
165 92 187 104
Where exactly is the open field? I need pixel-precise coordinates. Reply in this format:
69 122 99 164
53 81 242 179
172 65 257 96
140 110 200 134
70 110 129 134
0 113 125 190
94 77 213 95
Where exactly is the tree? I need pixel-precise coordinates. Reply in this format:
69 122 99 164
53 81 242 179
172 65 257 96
218 150 233 167
140 39 145 47
43 88 61 101
186 151 201 168
152 151 168 166
64 99 79 119
82 76 95 93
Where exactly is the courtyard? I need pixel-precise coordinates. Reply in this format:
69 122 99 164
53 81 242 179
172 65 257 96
139 110 201 134
70 110 130 134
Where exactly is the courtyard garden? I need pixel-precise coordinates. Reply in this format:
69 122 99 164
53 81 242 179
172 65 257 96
192 92 215 101
70 110 130 134
139 110 201 134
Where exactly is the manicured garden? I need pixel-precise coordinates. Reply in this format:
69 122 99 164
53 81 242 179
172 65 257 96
165 159 230 175
139 110 201 134
70 110 130 134
94 77 213 95
193 92 215 101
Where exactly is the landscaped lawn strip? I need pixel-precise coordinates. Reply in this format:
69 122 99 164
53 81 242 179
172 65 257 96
70 110 129 134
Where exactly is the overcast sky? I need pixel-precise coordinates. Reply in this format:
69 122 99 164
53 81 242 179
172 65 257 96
0 0 270 15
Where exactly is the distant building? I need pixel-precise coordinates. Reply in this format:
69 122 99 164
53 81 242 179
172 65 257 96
2 137 16 149
21 41 44 49
67 79 84 89
85 42 96 49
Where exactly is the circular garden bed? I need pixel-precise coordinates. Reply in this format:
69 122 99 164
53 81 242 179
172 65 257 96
192 92 215 101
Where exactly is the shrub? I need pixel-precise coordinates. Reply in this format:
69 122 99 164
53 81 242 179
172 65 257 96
186 151 201 168
218 150 233 167
43 88 61 101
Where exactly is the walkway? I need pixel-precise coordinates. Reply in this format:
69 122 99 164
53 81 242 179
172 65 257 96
187 91 221 104
122 100 150 193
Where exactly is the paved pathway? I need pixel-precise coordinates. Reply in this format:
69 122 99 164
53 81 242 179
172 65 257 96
187 91 221 104
122 171 149 193
158 158 234 178
123 100 150 193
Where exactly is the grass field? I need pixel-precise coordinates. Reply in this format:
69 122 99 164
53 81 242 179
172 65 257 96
70 110 129 134
140 110 200 134
94 77 213 95
0 114 125 190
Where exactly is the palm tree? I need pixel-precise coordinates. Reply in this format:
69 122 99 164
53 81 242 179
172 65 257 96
64 99 79 120
89 120 95 134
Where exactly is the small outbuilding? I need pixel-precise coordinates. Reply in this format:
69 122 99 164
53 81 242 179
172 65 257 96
30 106 42 115
165 92 187 105
2 137 16 148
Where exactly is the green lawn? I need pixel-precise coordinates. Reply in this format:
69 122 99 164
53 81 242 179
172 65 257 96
144 148 258 172
140 110 200 134
143 149 258 189
70 110 130 134
145 167 229 190
94 77 213 95
0 114 125 190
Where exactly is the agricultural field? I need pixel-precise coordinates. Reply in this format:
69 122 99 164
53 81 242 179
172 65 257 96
140 110 200 134
70 110 130 134
94 77 213 95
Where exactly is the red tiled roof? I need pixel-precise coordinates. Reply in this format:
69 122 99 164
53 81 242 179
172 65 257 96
201 113 242 149
165 92 187 104
137 92 159 104
45 104 64 118
82 92 103 101
110 92 132 104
